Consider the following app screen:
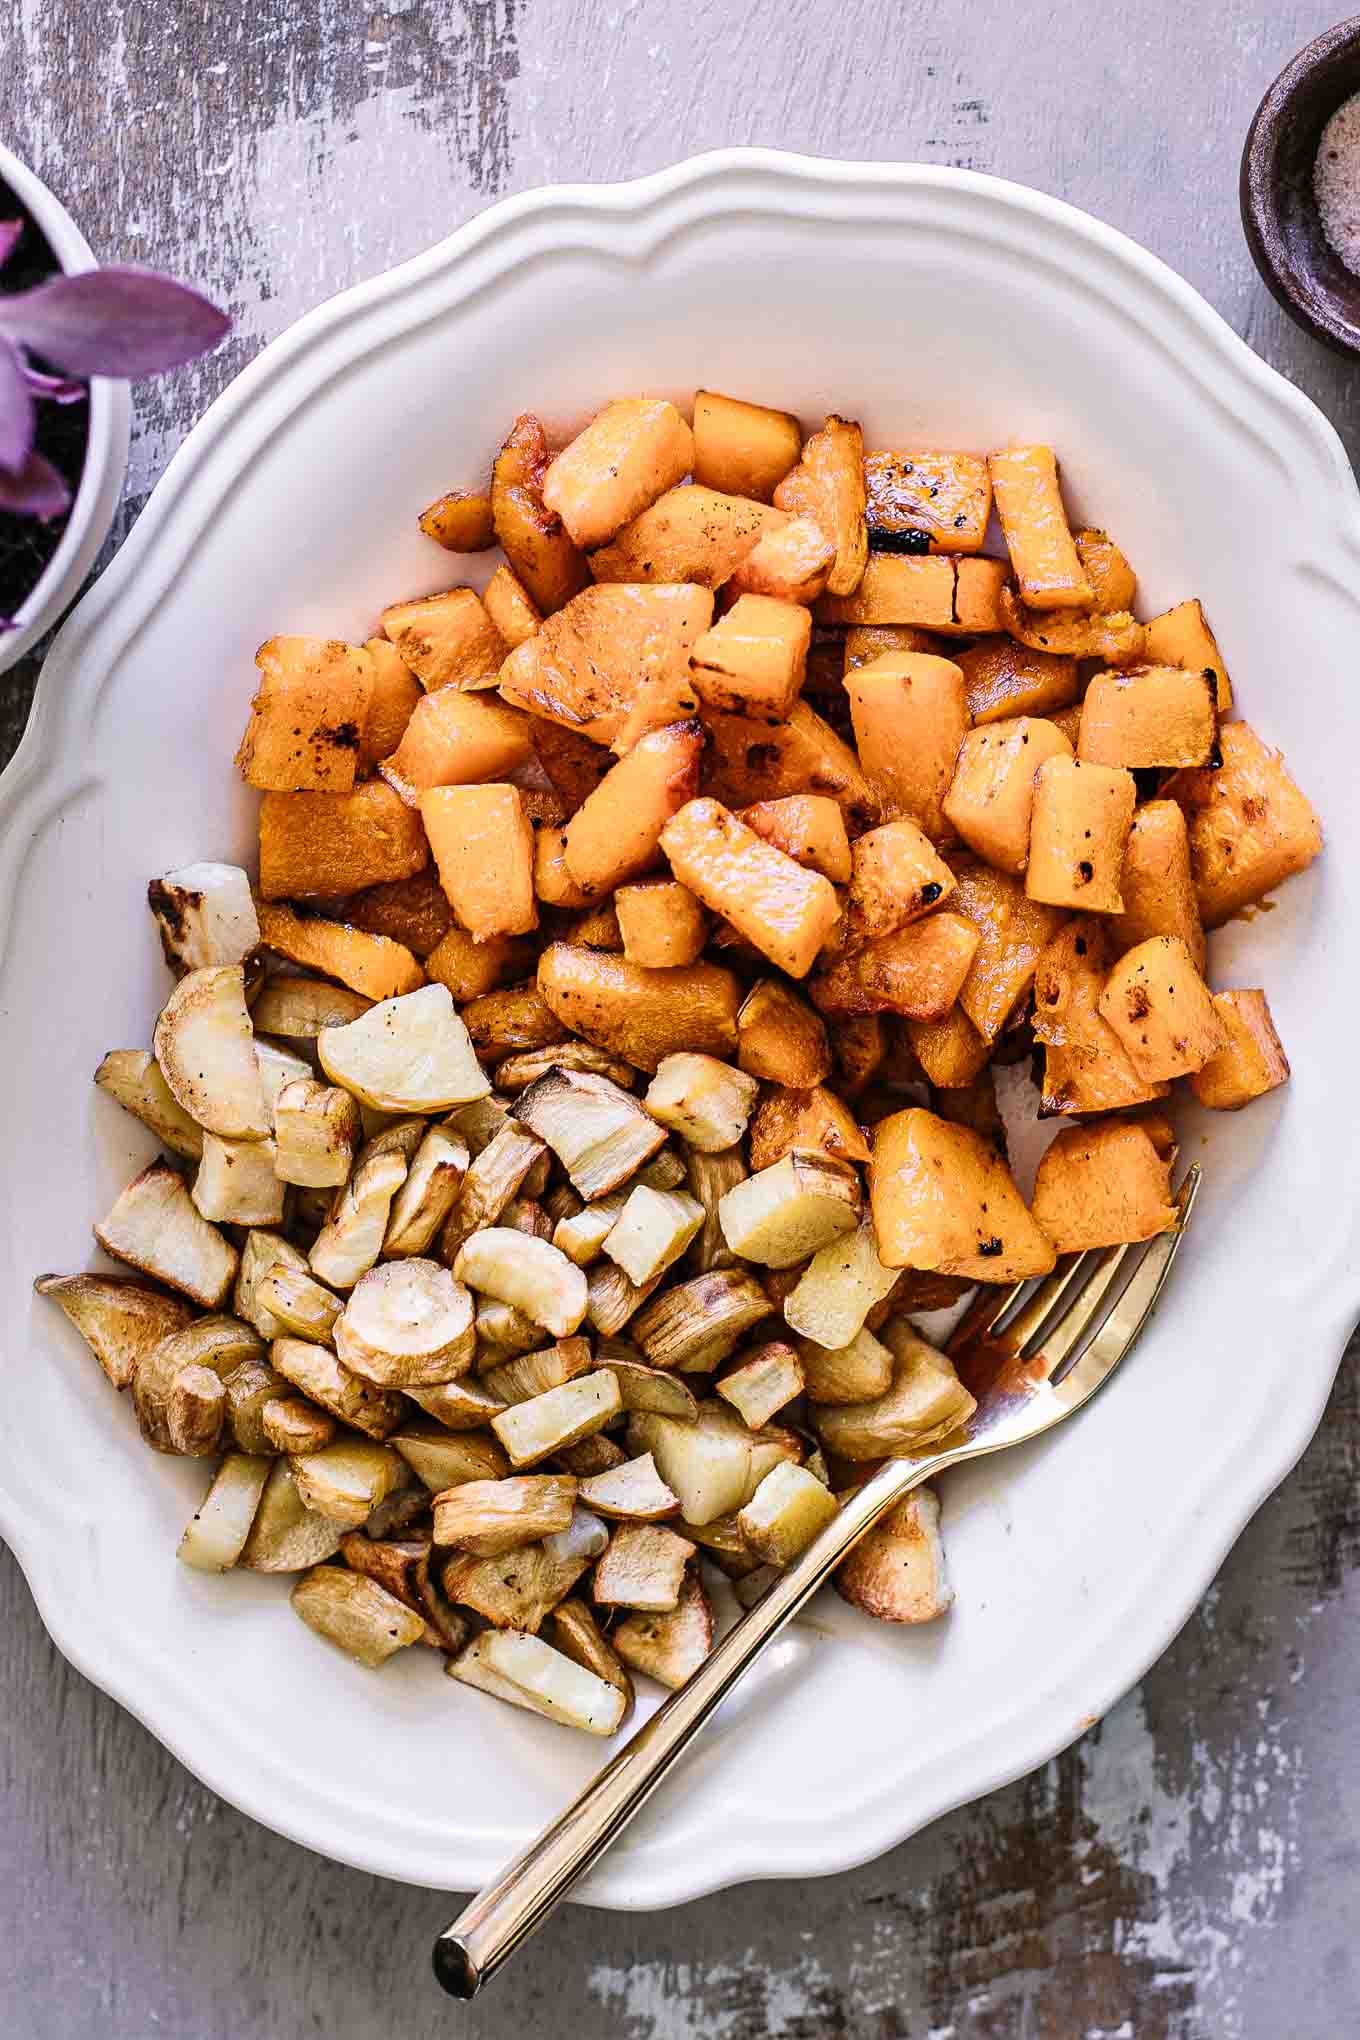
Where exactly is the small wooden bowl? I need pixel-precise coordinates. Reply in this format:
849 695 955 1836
1241 14 1360 356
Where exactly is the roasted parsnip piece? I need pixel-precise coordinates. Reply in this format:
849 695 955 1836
449 1629 627 1735
479 1336 594 1406
291 1564 426 1665
643 1053 758 1153
490 1370 623 1469
309 1149 408 1291
177 1453 272 1572
584 1260 661 1337
392 1421 509 1491
383 1125 469 1256
796 1325 894 1405
715 1339 804 1429
594 1350 700 1420
406 1376 508 1431
551 1598 634 1709
602 1186 703 1286
631 1267 770 1373
148 862 260 976
191 1133 286 1226
738 1462 838 1566
255 1262 343 1344
516 1067 666 1200
154 963 269 1140
612 1571 714 1690
684 1145 747 1273
250 977 372 1039
432 1474 577 1556
442 1540 591 1633
94 1048 205 1161
333 1259 476 1387
812 1326 974 1459
262 1395 336 1455
781 1218 899 1350
269 1335 404 1440
240 1459 345 1572
593 1524 696 1611
626 1404 796 1524
318 983 488 1113
438 1121 547 1259
94 1158 239 1308
717 1151 861 1268
578 1452 681 1520
454 1230 588 1340
290 1439 406 1528
34 1272 194 1391
272 1079 362 1189
834 1486 954 1623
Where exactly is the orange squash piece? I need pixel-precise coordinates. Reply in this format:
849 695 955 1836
736 978 832 1087
953 635 1080 726
692 389 803 502
703 700 879 834
563 720 705 898
943 715 1074 874
846 652 969 845
870 1108 1056 1281
490 413 591 615
1030 1119 1176 1253
660 797 841 979
1031 917 1170 1118
499 582 710 754
424 926 535 1003
345 869 453 958
536 943 741 1072
950 862 1067 1044
381 587 507 692
258 780 430 901
420 784 537 940
1078 667 1218 769
358 638 423 770
988 444 1093 610
380 689 533 801
863 450 991 554
614 879 708 968
748 1084 872 1172
235 636 375 792
417 489 496 551
1190 989 1290 1110
737 795 852 883
256 901 424 1001
1167 720 1322 928
542 397 695 549
809 912 980 1022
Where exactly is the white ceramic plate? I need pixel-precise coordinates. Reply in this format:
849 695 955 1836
1 151 1357 1908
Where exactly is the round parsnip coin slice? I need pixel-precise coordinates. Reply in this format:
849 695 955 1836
334 1260 476 1387
154 964 270 1139
318 982 490 1111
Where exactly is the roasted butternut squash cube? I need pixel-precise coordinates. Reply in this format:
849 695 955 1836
999 586 1146 665
689 594 811 722
1078 666 1218 770
461 982 566 1057
235 636 375 792
736 978 832 1087
562 720 705 898
810 912 980 1022
258 780 430 901
346 868 454 959
421 784 537 940
358 638 423 770
418 488 496 551
1111 800 1205 972
498 582 710 753
870 1108 1055 1280
692 389 802 501
748 1083 871 1172
615 879 708 968
533 826 592 910
1167 720 1322 928
773 414 867 597
588 485 781 587
1032 917 1169 1117
566 900 624 951
953 635 1079 726
536 943 741 1072
256 901 424 1001
1026 756 1135 913
379 688 533 802
661 797 841 979
1049 703 1084 746
1144 596 1231 714
844 624 942 669
529 719 613 815
1098 934 1226 1081
729 518 834 604
905 1005 990 1088
943 716 1074 875
821 555 1005 637
702 700 878 834
831 1013 886 1095
951 861 1067 1043
988 444 1093 610
1190 989 1290 1110
542 397 696 549
481 564 542 650
1073 528 1137 613
845 652 969 845
737 795 852 883
863 449 991 553
381 587 507 693
1030 1119 1176 1253
837 820 954 956
491 413 591 615
425 926 535 1002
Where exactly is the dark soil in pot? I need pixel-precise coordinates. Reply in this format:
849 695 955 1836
0 177 90 623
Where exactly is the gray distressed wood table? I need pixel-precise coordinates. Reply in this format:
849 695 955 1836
2 5 1357 2035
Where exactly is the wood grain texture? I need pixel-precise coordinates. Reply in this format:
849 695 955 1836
2 3 1358 2035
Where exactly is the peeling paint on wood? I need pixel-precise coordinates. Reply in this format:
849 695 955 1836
2 4 1359 2037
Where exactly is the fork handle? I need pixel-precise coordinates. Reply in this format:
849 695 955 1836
433 1451 944 1998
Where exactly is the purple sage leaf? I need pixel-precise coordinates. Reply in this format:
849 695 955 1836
0 447 71 517
0 265 230 378
0 336 36 474
0 220 24 272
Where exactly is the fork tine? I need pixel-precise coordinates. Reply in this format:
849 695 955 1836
1004 1254 1095 1356
1026 1240 1137 1375
1052 1166 1201 1401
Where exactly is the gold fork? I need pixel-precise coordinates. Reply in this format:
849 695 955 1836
433 1165 1201 1998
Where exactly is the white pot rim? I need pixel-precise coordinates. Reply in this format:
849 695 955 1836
0 146 130 676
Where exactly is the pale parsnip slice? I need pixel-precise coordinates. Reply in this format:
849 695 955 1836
612 1570 713 1690
177 1453 273 1571
253 1039 314 1117
240 1459 345 1571
291 1564 426 1665
717 1151 861 1268
222 1357 290 1454
474 1298 544 1354
154 964 270 1139
584 1260 661 1337
392 1422 510 1491
432 1475 577 1556
737 1461 838 1566
579 1452 681 1521
715 1339 804 1429
454 1229 588 1339
33 1271 194 1390
318 982 489 1112
442 1541 590 1631
255 1261 342 1343
148 862 260 974
553 1190 630 1267
781 1217 899 1350
251 977 372 1038
593 1348 699 1420
384 1126 469 1256
269 1335 405 1439
643 1053 758 1152
630 1268 771 1373
233 1230 309 1340
192 1133 287 1226
333 1260 476 1387
479 1335 594 1406
811 1326 974 1460
514 1068 665 1200
94 1049 204 1160
406 1376 508 1430
448 1629 627 1735
592 1523 695 1610
131 1317 264 1457
797 1325 893 1405
626 1404 797 1525
834 1485 954 1622
273 1078 362 1188
490 1371 622 1469
551 1598 634 1709
94 1158 239 1308
543 1504 611 1563
602 1185 703 1287
309 1149 407 1291
165 1364 227 1456
262 1394 336 1454
289 1439 406 1528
